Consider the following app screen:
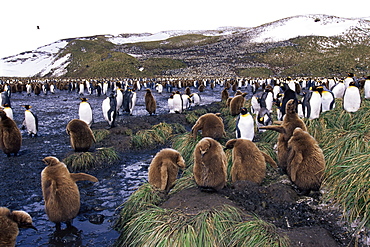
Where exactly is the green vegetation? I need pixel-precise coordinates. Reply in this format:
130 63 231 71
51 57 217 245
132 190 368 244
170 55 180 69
63 147 119 171
132 122 186 149
252 36 370 77
115 204 289 247
50 31 370 78
123 34 220 50
59 37 187 78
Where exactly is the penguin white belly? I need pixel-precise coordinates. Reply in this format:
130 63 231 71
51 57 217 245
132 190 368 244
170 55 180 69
4 107 13 120
168 98 174 113
265 93 273 112
102 83 108 95
191 93 201 106
79 84 84 95
343 87 361 112
332 83 345 98
297 103 304 118
25 111 37 135
173 95 182 113
321 91 334 112
309 93 322 120
102 97 111 124
116 90 123 113
130 92 137 115
364 80 370 99
156 84 163 94
250 96 260 114
236 114 254 141
79 102 93 126
181 95 190 111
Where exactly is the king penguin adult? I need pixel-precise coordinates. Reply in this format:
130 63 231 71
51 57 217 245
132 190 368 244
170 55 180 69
235 107 254 141
343 81 361 113
302 86 322 120
78 98 93 127
22 105 38 137
321 87 335 113
102 93 117 128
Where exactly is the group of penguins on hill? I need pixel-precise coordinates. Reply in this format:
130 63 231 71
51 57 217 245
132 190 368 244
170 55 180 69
1 73 370 245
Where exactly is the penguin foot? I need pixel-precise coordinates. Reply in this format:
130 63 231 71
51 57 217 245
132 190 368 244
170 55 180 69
55 222 62 231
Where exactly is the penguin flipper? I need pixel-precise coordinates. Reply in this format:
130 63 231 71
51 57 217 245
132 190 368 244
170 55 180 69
160 163 169 191
288 150 303 182
70 173 98 182
261 151 278 168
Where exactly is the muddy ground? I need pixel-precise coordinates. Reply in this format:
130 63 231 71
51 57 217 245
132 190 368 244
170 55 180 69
0 84 364 246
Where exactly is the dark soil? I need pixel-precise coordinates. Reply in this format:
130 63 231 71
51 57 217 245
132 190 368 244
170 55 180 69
0 85 362 246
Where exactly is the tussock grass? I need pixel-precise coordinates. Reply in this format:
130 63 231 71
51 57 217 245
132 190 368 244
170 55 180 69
324 151 370 229
114 183 164 232
63 147 119 171
168 174 197 195
132 122 185 149
185 108 208 125
171 132 200 165
115 205 289 247
226 217 290 247
92 129 110 142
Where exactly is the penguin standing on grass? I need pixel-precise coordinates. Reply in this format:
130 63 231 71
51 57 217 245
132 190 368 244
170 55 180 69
364 76 370 99
302 86 322 120
343 81 361 113
102 93 117 128
321 87 335 112
235 107 254 141
78 98 93 126
21 105 38 137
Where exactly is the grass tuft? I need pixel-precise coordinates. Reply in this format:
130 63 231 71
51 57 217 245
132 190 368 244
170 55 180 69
132 122 185 149
63 147 119 171
115 205 289 247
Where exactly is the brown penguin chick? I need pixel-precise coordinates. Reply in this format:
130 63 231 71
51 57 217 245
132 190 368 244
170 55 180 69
221 88 229 102
148 148 186 192
225 139 277 184
145 88 157 115
185 87 191 95
66 119 96 152
0 207 36 247
0 110 22 157
286 127 325 194
234 90 243 96
259 99 307 172
198 84 205 92
229 93 247 116
41 156 98 229
191 113 226 140
193 137 227 191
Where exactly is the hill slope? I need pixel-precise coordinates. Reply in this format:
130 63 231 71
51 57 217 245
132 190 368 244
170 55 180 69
1 14 369 78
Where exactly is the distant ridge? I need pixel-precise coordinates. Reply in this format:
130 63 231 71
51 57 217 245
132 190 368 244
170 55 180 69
1 14 369 78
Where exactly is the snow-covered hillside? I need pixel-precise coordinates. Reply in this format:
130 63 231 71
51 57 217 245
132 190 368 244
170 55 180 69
1 14 369 77
250 14 370 43
0 41 70 77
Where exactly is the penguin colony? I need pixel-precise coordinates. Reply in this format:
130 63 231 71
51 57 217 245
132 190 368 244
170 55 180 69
0 74 368 244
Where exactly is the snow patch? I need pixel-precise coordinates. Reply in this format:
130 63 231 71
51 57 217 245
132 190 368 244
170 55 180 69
251 15 366 43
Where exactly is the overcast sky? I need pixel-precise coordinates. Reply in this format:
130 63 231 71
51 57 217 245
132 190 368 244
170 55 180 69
1 0 369 58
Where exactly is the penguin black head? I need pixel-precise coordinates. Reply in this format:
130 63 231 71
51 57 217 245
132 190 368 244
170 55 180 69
80 98 88 102
22 105 32 110
240 107 249 115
